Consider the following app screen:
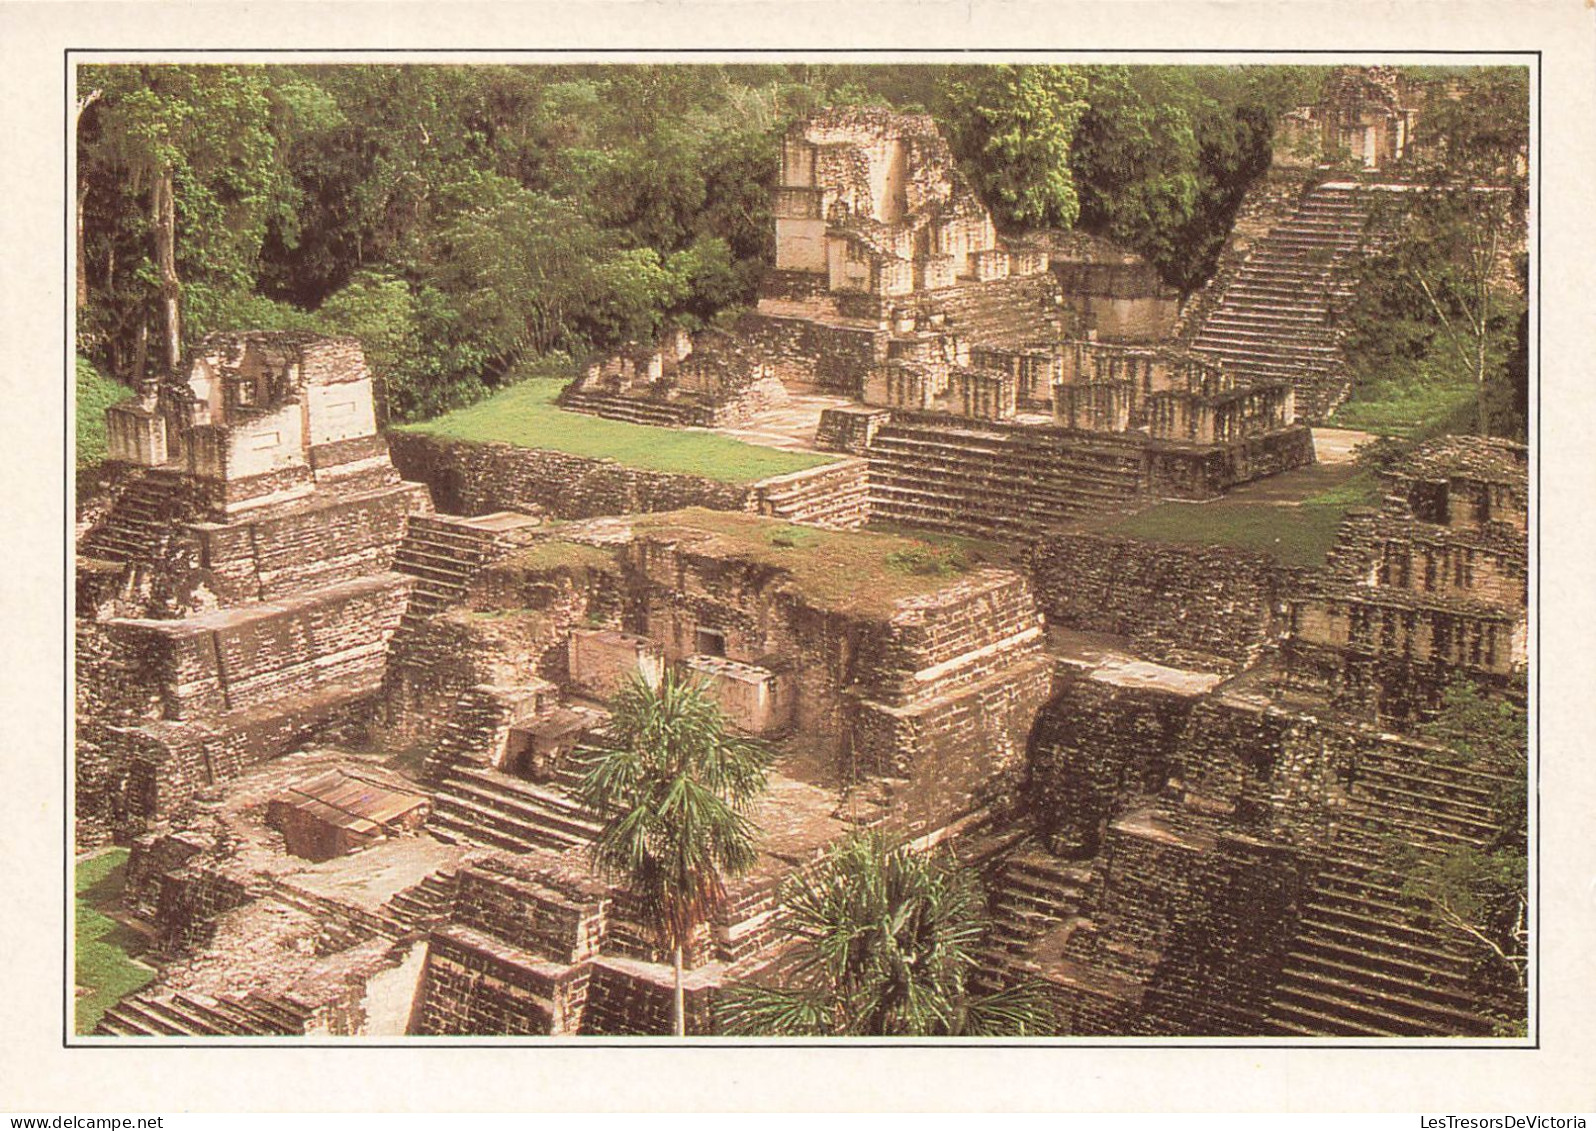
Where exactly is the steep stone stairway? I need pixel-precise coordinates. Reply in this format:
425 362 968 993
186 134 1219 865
94 988 311 1037
379 868 461 933
1191 182 1374 421
745 459 870 530
1264 745 1514 1037
391 514 499 623
971 846 1094 995
865 420 1146 540
423 690 605 855
81 471 195 564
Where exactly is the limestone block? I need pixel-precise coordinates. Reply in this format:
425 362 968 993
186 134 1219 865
679 654 793 736
568 629 665 701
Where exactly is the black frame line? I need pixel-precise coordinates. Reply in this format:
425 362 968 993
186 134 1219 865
60 45 1543 1051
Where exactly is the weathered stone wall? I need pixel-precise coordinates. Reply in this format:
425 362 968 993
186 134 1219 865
152 860 258 953
1028 535 1296 671
451 858 608 965
854 571 1044 703
1058 812 1307 1035
1145 426 1317 500
852 656 1052 828
416 925 589 1036
581 956 718 1035
386 432 749 520
1025 673 1201 855
733 312 887 395
84 687 377 827
97 574 411 720
192 483 428 604
624 538 875 777
380 544 628 747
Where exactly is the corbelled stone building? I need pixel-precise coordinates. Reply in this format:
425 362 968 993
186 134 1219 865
76 332 431 839
561 107 1316 542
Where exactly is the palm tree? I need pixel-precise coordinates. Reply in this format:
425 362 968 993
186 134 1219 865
577 669 771 1036
719 832 1056 1037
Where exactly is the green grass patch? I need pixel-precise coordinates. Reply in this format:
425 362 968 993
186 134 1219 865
1333 364 1478 439
75 849 154 1035
75 357 131 469
403 379 836 485
505 538 621 575
1103 473 1381 569
633 508 994 618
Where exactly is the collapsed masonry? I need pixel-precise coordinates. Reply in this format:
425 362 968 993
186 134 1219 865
78 330 1529 1037
92 505 1053 1035
561 108 1316 541
978 437 1528 1037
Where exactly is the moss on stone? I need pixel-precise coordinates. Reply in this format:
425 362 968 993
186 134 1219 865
504 539 621 576
632 509 999 618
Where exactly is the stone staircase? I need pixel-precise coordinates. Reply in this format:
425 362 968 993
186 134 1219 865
1190 182 1374 422
422 684 534 780
269 880 407 950
558 389 709 428
391 514 500 624
80 471 195 564
427 763 603 856
379 868 461 933
972 846 1093 995
1263 745 1513 1037
928 275 1066 347
94 988 311 1037
745 459 869 530
865 419 1146 540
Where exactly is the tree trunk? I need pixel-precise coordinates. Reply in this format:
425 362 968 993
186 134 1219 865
673 944 686 1038
73 88 99 315
154 166 181 377
1477 326 1489 436
131 321 149 385
76 181 89 311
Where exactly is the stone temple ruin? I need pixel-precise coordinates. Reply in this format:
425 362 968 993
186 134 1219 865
1277 66 1420 172
560 107 1317 540
74 95 1530 1041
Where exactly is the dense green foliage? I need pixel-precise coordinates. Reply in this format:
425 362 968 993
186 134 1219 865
78 64 794 421
943 66 1089 229
78 63 1324 424
576 671 771 1035
1337 68 1530 442
75 849 153 1034
75 356 130 468
720 833 1055 1036
1067 66 1316 291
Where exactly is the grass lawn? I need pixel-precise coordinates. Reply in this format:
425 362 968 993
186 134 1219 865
402 378 837 485
633 508 1006 619
1098 472 1381 570
75 848 154 1034
1331 361 1478 440
76 357 131 469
